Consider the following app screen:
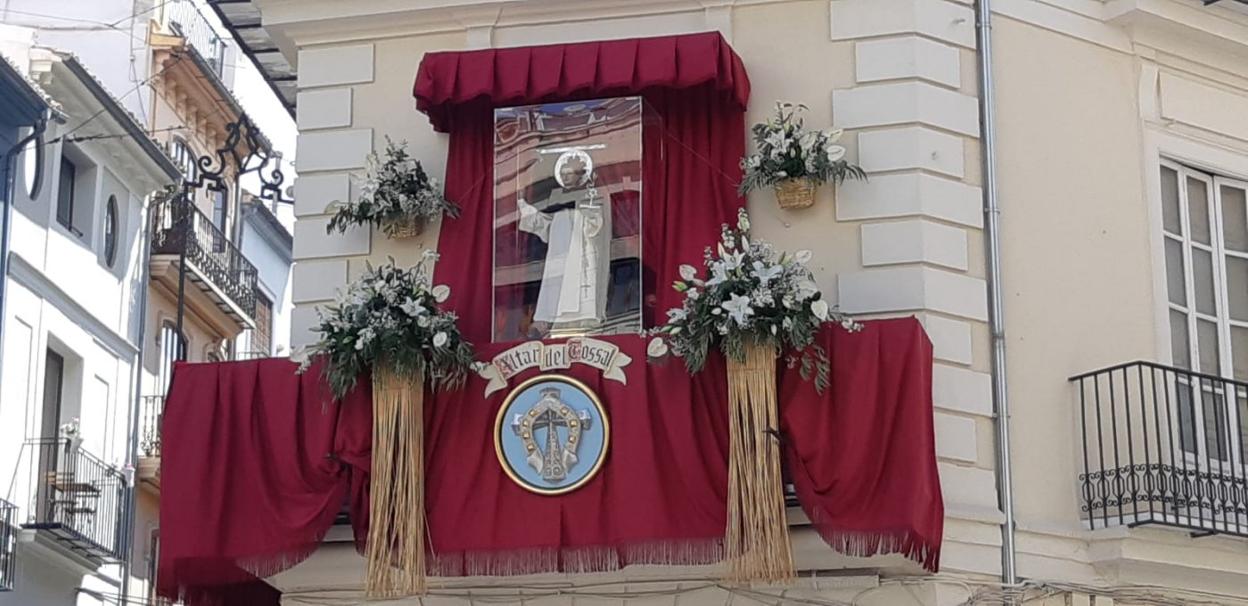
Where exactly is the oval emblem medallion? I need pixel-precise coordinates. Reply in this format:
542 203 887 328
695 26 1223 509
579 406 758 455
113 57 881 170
494 375 609 495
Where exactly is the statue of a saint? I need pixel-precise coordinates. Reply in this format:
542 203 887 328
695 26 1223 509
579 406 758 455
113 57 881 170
516 149 611 337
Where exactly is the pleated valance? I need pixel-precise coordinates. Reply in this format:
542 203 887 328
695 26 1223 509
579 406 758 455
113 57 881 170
413 31 750 132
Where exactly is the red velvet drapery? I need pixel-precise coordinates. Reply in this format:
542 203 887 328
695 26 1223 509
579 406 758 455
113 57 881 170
413 31 749 134
157 320 941 600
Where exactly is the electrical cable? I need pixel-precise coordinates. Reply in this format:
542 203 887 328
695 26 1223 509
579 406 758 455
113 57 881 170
37 52 187 152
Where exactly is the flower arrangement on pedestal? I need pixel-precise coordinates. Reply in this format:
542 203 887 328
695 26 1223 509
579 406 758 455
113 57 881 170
738 102 866 209
647 208 858 584
305 252 473 598
326 138 459 239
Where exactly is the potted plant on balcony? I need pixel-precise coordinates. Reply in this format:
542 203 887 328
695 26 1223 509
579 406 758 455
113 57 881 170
646 208 858 583
326 138 459 239
739 102 866 210
304 251 474 597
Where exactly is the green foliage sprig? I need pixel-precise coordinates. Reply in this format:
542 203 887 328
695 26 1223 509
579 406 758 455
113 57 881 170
647 209 860 390
739 102 866 195
326 137 459 238
305 253 475 400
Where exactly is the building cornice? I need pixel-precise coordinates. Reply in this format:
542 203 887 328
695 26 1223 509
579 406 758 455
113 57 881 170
31 50 180 192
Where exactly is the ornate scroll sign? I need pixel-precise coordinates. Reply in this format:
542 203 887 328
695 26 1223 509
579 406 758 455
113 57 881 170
478 338 632 397
494 375 610 495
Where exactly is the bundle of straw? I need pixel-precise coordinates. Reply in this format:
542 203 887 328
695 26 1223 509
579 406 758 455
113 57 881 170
365 366 427 597
724 343 795 582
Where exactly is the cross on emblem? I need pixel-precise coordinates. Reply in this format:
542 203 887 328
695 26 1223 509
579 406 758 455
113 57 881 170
510 387 594 482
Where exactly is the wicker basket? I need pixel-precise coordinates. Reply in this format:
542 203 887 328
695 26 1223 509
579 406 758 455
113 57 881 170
773 178 817 210
385 216 425 239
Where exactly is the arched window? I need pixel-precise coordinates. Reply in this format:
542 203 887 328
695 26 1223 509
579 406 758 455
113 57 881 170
158 321 185 395
212 185 229 252
103 195 118 267
170 138 197 183
20 129 43 199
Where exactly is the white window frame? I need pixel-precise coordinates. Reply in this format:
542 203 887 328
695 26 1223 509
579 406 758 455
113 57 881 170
1159 158 1248 469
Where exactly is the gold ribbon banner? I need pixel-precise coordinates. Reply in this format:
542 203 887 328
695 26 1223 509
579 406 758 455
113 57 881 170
478 338 632 397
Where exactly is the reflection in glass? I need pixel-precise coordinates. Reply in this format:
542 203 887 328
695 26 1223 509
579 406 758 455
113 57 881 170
492 98 651 342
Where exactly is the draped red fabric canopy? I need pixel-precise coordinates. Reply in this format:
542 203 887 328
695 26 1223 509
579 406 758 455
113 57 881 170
413 31 750 133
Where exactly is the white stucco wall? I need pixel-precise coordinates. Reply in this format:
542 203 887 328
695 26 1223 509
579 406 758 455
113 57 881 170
0 41 168 606
239 208 293 356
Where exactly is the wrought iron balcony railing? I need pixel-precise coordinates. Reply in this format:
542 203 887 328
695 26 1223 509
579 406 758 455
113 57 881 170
163 0 228 77
151 195 258 321
0 498 15 591
17 439 126 562
1071 361 1248 538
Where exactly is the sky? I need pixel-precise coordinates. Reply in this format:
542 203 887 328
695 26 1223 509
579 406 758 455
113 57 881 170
196 0 299 228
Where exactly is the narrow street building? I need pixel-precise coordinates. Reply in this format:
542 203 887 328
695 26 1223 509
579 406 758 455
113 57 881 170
0 42 180 606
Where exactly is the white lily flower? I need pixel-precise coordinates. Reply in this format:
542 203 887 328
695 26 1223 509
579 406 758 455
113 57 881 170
824 128 844 143
721 293 755 326
432 284 451 303
752 261 783 285
826 145 846 163
679 264 698 281
811 299 830 321
796 279 819 301
647 337 669 358
433 331 449 347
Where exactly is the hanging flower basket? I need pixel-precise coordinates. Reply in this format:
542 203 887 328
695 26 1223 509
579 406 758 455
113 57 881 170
384 215 425 239
773 178 817 210
326 137 459 241
739 102 865 211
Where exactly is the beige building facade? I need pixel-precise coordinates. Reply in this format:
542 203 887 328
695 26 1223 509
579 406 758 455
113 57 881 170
216 0 1248 603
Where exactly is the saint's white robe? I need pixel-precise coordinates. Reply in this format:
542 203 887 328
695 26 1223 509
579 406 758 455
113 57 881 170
517 190 612 330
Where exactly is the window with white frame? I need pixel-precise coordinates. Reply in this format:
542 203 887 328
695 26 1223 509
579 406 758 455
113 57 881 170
170 137 197 183
1159 160 1248 464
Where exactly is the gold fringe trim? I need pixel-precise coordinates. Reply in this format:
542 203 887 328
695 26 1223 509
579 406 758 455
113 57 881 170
724 343 795 583
365 366 427 597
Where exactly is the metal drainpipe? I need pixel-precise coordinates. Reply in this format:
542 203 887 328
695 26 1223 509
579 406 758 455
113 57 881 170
975 0 1018 592
0 114 48 382
120 191 159 606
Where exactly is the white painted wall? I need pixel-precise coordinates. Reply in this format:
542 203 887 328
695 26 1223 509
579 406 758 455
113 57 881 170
238 204 293 356
0 41 167 606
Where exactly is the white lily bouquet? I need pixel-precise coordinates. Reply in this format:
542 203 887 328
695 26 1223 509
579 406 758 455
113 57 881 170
305 252 475 597
648 208 858 391
327 137 459 239
648 208 859 583
307 252 475 400
739 102 865 209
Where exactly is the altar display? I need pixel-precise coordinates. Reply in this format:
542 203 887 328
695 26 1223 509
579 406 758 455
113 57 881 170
157 32 943 605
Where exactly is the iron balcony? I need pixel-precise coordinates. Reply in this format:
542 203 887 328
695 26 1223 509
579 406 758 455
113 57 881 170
16 439 126 563
150 195 258 327
1071 361 1248 538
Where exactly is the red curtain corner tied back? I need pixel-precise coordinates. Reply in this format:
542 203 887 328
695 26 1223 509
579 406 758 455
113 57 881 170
158 32 942 602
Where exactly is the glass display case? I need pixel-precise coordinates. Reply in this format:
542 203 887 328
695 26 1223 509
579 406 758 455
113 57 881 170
492 97 657 342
